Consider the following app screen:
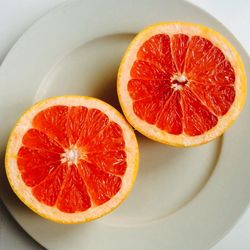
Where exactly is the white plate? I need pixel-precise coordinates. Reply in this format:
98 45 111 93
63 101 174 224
0 0 250 249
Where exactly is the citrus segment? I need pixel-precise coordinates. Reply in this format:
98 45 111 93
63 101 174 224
17 147 61 187
79 160 122 205
186 41 235 86
76 109 109 147
33 106 69 148
182 88 218 136
32 163 67 207
118 22 246 146
87 150 127 175
137 34 176 74
22 129 64 153
171 34 189 72
156 91 183 135
56 164 91 213
6 96 138 223
184 36 213 72
67 106 88 145
190 84 235 116
82 121 125 152
128 79 171 100
132 96 167 125
131 60 171 80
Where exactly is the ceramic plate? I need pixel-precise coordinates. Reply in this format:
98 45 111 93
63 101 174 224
0 0 250 249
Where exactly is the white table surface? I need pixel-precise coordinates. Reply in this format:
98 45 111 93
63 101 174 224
0 0 249 249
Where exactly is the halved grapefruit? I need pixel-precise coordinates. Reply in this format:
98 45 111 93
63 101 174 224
117 22 246 146
5 96 138 223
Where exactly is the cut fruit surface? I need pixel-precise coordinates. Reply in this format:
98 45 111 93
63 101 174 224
117 22 246 146
5 96 138 223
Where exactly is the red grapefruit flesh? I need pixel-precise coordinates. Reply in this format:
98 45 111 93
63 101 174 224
6 96 138 223
118 22 246 146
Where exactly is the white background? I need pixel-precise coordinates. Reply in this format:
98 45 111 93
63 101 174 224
0 0 249 249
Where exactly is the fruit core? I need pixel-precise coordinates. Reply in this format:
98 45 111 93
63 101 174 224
61 146 83 165
171 74 188 91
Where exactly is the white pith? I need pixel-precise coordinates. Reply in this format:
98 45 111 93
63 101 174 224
5 96 139 223
171 73 188 91
118 22 246 146
61 146 81 165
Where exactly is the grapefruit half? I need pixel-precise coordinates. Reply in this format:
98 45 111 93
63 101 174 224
5 96 138 224
117 22 246 146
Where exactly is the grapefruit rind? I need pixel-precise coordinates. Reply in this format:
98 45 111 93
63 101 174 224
117 22 246 147
5 96 139 224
